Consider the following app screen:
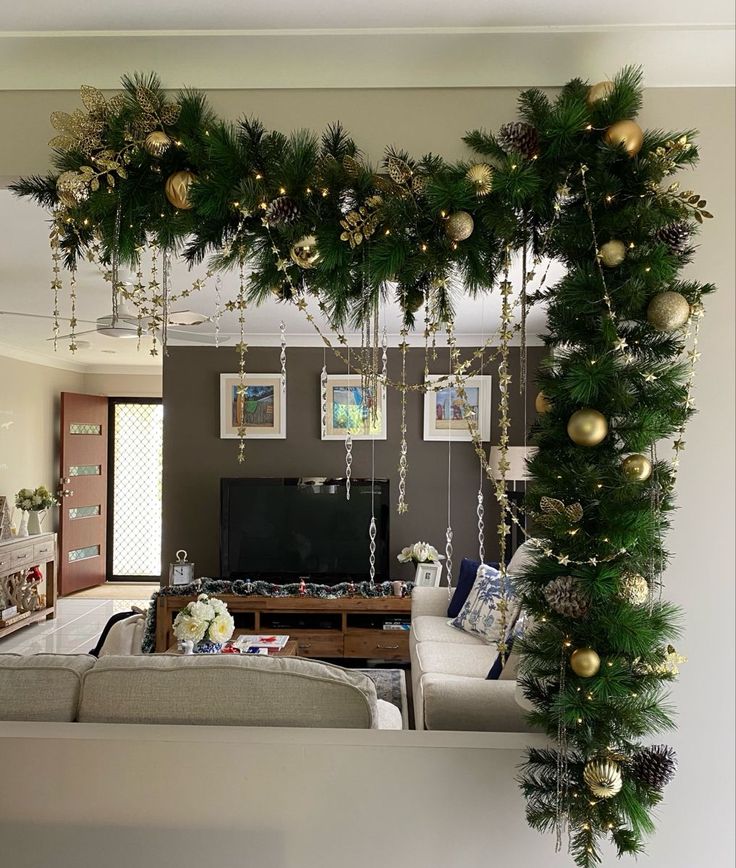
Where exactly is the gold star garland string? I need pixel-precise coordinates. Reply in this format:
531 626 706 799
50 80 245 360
227 265 248 463
49 220 62 351
397 324 409 514
68 267 78 353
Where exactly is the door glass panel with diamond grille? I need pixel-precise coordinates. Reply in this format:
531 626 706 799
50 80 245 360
110 401 163 579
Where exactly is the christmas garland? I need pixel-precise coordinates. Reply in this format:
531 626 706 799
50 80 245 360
14 66 716 867
141 578 410 654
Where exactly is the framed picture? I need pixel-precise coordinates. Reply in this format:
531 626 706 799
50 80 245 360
423 374 492 442
219 373 286 439
414 562 443 587
322 375 387 440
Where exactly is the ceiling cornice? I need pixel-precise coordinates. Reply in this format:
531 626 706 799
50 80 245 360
0 27 733 90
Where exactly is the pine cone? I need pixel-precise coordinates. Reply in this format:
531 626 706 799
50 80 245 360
631 745 678 791
543 575 589 618
497 122 539 159
265 196 300 227
656 221 691 255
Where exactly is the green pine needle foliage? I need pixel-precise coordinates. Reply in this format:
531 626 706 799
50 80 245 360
11 66 715 867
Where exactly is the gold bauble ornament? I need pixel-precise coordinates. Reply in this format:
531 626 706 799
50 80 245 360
445 211 474 242
598 239 627 268
165 170 196 210
587 80 615 106
647 291 690 332
583 760 623 799
604 119 644 157
567 409 608 447
290 235 320 269
622 453 652 481
465 163 494 196
56 170 89 208
535 391 552 414
570 648 601 678
144 131 172 157
617 571 649 606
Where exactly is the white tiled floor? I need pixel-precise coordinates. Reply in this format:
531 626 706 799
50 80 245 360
0 598 149 655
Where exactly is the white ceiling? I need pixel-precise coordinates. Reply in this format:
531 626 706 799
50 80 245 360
0 191 552 369
1 0 732 31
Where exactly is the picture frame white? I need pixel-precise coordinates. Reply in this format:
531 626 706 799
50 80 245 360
414 562 443 587
220 373 286 439
423 374 492 442
321 374 387 440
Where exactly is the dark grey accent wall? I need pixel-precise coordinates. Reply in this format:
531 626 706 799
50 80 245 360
162 345 544 585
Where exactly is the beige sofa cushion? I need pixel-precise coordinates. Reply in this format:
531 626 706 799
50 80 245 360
79 654 381 728
412 615 488 646
0 653 95 721
420 673 534 732
376 699 403 730
414 640 497 679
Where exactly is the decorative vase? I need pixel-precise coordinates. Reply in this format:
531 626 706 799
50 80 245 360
27 511 44 535
194 640 223 654
17 512 29 537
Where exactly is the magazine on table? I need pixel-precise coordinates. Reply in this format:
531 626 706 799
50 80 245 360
235 634 290 652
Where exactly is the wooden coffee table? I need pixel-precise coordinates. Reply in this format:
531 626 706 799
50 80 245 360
166 634 299 657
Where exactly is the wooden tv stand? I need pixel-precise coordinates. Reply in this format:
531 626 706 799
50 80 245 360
155 594 412 661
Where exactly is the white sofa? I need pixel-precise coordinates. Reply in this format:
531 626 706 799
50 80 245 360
0 652 403 729
410 544 537 732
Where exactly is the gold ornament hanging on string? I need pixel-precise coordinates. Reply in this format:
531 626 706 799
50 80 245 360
567 408 608 447
570 647 601 677
290 235 320 269
598 239 627 267
445 211 474 242
144 131 172 157
587 80 615 106
604 119 644 157
647 291 690 332
535 391 551 414
164 170 196 209
617 571 649 606
622 453 652 481
56 170 90 208
583 759 623 799
465 163 494 196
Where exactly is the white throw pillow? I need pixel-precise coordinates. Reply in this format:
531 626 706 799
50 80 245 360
99 612 146 656
451 564 519 643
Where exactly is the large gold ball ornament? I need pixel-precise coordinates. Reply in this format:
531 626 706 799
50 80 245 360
587 80 615 106
144 131 172 158
622 453 652 481
290 235 320 269
647 291 691 332
598 239 626 268
583 760 623 799
604 119 644 158
567 409 608 447
164 170 196 210
570 648 601 678
445 211 474 242
465 163 494 196
56 170 89 208
535 391 552 414
617 572 650 606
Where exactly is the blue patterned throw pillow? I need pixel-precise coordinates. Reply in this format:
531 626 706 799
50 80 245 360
451 564 519 643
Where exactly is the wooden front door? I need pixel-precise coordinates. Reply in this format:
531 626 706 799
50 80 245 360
58 393 109 595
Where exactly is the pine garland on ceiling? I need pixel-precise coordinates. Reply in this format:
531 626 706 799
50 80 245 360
12 65 715 866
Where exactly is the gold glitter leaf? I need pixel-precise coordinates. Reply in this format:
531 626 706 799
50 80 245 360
80 85 107 114
49 135 75 150
50 111 73 132
387 155 413 184
160 103 181 126
342 155 363 178
135 87 158 114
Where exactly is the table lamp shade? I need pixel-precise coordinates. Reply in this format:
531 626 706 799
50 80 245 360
488 446 537 481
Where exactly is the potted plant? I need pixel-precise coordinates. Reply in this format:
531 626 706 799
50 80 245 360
397 541 445 587
172 593 235 653
15 486 57 536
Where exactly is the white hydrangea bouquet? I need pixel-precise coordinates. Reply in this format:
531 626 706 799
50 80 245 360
397 541 444 564
173 593 235 653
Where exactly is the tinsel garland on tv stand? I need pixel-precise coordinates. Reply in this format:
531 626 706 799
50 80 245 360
141 578 412 654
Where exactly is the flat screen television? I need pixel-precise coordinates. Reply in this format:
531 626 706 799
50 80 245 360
220 477 390 583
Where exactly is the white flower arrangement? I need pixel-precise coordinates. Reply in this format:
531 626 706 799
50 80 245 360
397 541 444 565
15 486 56 512
173 593 234 646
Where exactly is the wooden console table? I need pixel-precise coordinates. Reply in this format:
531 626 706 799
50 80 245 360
0 533 57 641
155 594 412 661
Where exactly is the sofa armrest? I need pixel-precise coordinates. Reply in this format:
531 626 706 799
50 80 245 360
421 673 535 733
411 586 452 619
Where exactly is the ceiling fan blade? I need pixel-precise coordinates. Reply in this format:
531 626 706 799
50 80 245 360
166 330 231 344
46 329 98 341
1 310 98 325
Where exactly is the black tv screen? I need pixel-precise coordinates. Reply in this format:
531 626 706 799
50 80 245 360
220 477 390 583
